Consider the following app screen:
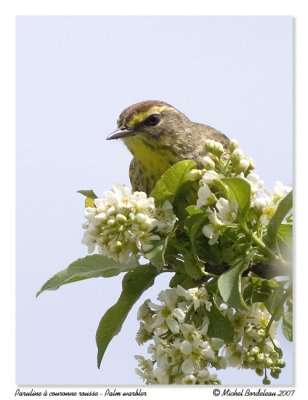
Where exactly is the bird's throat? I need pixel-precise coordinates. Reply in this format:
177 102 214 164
123 136 175 183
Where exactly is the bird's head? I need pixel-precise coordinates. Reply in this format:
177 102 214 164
107 100 190 154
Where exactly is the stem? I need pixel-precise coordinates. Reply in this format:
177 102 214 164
240 222 283 263
260 287 292 351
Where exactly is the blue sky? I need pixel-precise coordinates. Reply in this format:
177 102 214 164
16 16 293 385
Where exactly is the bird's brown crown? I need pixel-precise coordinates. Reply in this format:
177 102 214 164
117 100 177 129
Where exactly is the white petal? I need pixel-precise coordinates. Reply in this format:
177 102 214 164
182 358 194 375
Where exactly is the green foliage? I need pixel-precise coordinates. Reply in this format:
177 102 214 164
264 190 293 248
218 257 249 310
96 265 157 367
282 311 293 341
264 284 287 321
150 160 196 205
36 255 134 297
183 213 208 279
243 277 280 304
207 301 234 342
222 178 251 220
169 273 199 290
77 189 98 199
144 238 168 272
38 154 293 381
77 190 98 207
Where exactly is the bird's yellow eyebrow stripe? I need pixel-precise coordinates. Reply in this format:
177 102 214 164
127 105 172 128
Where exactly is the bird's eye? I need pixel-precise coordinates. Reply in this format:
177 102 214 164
143 114 161 127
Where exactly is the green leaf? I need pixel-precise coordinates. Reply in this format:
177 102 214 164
207 301 234 342
264 191 293 248
264 287 286 321
277 224 293 246
169 273 198 290
77 189 98 199
185 205 204 216
144 238 167 271
96 266 157 368
218 257 249 310
151 160 196 205
181 247 205 280
36 255 134 297
282 311 293 341
222 178 251 220
243 277 280 304
182 213 208 279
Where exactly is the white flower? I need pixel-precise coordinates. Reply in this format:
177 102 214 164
202 209 224 245
153 201 177 234
216 197 238 224
224 345 243 368
200 170 219 185
81 185 176 264
253 192 276 225
172 308 186 322
196 184 216 208
274 181 292 199
200 342 216 361
202 199 237 245
182 358 194 375
180 340 193 355
246 172 264 194
182 374 197 384
135 284 284 385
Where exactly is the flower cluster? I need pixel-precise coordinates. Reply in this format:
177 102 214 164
135 285 285 385
189 139 291 245
82 185 176 264
225 302 285 383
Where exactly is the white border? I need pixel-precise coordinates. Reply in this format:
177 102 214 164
1 1 307 399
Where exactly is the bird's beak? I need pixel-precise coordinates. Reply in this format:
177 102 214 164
106 127 135 140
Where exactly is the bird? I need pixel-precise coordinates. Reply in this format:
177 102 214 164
107 100 230 194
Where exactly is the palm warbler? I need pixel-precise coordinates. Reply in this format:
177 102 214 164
107 100 229 194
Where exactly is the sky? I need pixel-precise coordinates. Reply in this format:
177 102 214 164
16 16 293 385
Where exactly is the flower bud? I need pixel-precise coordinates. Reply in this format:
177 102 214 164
230 148 244 165
135 213 147 224
256 367 264 376
278 360 286 368
247 157 255 171
188 169 203 181
116 214 127 224
265 358 273 368
201 156 216 170
229 139 239 152
212 142 224 157
236 158 250 174
107 218 116 226
250 347 259 355
204 139 216 153
263 377 271 385
270 369 280 379
256 353 265 362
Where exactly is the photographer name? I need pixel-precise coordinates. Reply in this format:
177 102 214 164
222 388 276 396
